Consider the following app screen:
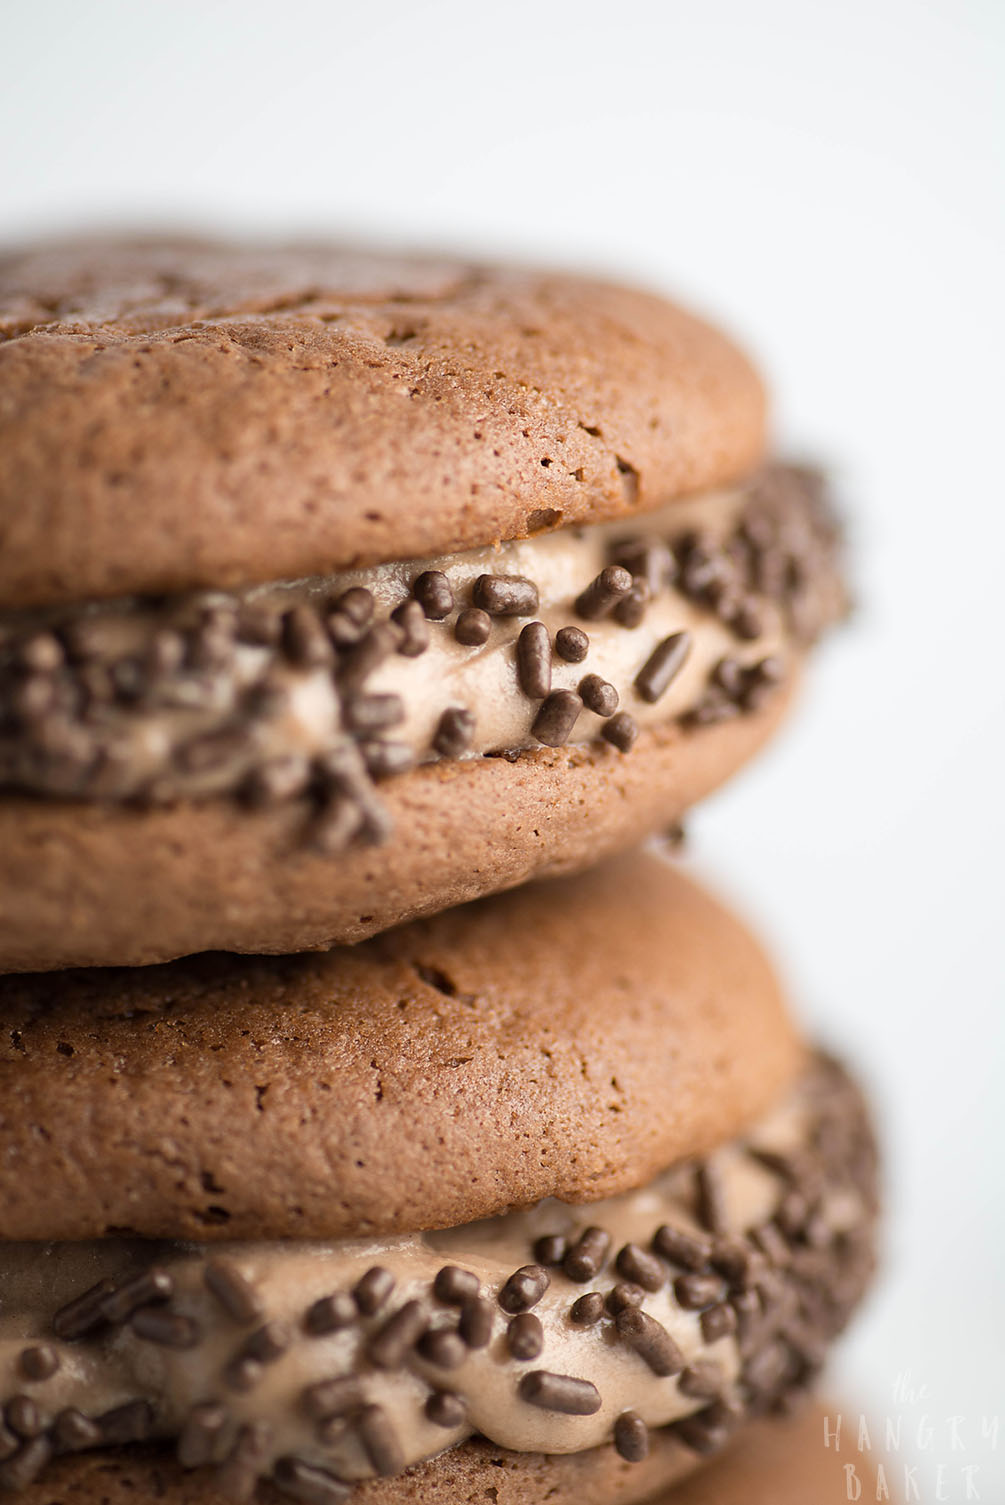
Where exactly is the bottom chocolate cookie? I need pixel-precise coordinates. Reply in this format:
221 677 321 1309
0 857 879 1503
0 1406 881 1504
0 1056 877 1503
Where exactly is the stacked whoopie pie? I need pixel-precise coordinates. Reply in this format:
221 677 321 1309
0 240 876 1505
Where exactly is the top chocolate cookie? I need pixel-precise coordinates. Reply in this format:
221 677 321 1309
0 238 765 607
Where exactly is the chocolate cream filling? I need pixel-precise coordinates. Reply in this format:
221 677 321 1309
0 1057 877 1497
0 466 844 849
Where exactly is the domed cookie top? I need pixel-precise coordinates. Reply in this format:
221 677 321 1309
0 854 803 1243
0 237 765 607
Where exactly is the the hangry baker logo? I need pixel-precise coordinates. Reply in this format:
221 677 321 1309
822 1372 1000 1501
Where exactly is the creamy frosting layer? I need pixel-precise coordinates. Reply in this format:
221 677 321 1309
0 1058 876 1497
0 466 844 845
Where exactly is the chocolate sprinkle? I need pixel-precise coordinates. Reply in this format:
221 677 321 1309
237 1320 290 1365
574 565 633 620
563 1227 611 1282
605 1283 645 1316
98 1400 154 1445
415 1328 467 1370
433 706 475 758
711 1237 764 1289
679 1361 724 1400
342 693 405 735
413 571 454 621
425 1391 466 1429
204 1260 263 1326
569 1293 605 1326
316 741 390 843
273 1456 351 1505
531 689 581 747
532 1234 568 1266
653 1225 713 1271
674 1273 727 1310
518 1371 602 1416
743 1339 792 1398
326 608 366 649
684 689 739 728
609 537 676 594
353 1267 395 1316
282 606 334 669
751 1221 791 1268
498 1265 550 1313
579 674 618 717
360 739 415 779
507 1313 544 1361
472 574 539 617
303 1292 357 1336
4 1398 41 1440
177 1403 230 1468
52 1279 116 1341
390 599 429 658
368 1300 427 1369
16 1347 59 1383
615 1242 665 1292
674 1410 731 1456
302 1378 362 1425
333 588 374 629
614 1410 649 1462
52 1409 101 1453
516 622 552 699
731 1288 762 1345
453 607 491 646
223 1356 263 1393
0 1436 52 1490
701 1302 738 1343
311 795 365 855
729 599 763 640
433 1266 480 1305
696 1162 730 1236
131 1307 201 1349
615 1308 685 1376
356 1404 404 1477
216 1421 271 1503
612 580 649 629
236 605 281 648
337 621 402 696
635 631 692 703
100 1268 174 1324
554 625 589 663
458 1296 494 1350
601 711 638 752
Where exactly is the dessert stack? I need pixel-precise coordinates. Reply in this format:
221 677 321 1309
0 239 878 1505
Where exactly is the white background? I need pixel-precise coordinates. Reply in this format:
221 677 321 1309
3 0 1003 1495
